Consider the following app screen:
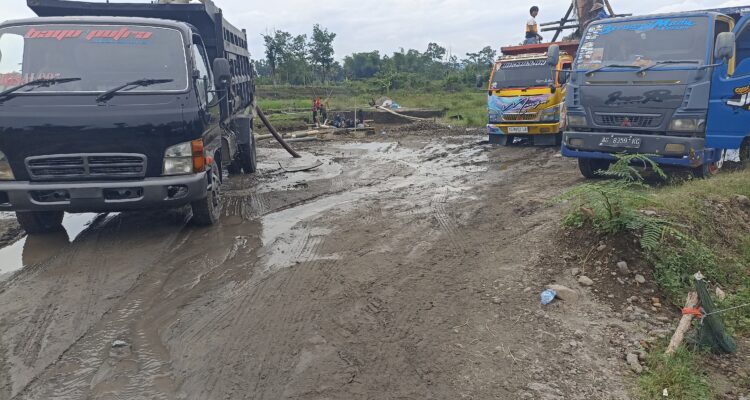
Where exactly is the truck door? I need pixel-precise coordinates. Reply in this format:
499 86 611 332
706 16 750 150
191 38 219 124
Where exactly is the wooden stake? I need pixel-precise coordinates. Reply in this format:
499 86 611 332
666 292 699 355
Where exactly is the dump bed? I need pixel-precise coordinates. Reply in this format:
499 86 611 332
26 0 253 112
501 41 579 58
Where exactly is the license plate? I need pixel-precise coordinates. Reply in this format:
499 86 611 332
507 126 528 134
600 135 642 149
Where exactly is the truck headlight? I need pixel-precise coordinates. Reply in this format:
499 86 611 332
164 139 205 175
669 118 705 132
567 114 587 128
539 106 561 122
0 151 14 180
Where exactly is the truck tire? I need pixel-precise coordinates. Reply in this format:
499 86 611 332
578 158 611 179
693 162 719 179
740 139 750 170
191 164 222 226
238 135 257 174
16 211 64 234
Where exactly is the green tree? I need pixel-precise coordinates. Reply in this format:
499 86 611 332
309 24 337 83
343 51 382 79
424 42 446 62
262 30 292 85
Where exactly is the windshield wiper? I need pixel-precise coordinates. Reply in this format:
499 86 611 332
96 78 174 103
637 60 700 74
585 64 640 77
0 77 81 103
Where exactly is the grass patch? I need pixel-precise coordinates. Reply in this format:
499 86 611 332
562 161 750 398
562 161 750 334
638 345 712 400
256 86 488 128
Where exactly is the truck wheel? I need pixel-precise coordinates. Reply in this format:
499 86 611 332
693 162 720 179
239 135 257 174
740 139 750 170
578 158 611 179
16 211 64 234
191 164 222 226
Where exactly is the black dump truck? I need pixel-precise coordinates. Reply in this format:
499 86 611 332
0 0 256 233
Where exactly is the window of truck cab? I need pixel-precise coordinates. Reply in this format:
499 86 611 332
576 16 711 70
0 24 189 93
490 58 553 90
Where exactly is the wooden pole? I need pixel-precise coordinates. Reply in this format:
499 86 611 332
603 0 615 17
553 3 575 42
666 292 700 355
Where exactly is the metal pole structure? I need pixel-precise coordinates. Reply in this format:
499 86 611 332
552 3 575 42
603 0 615 17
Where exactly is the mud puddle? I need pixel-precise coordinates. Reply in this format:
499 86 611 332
0 213 100 280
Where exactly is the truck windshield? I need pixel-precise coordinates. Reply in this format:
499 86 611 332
491 59 553 90
0 24 188 93
577 16 709 70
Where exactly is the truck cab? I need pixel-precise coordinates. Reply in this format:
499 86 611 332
487 50 573 146
555 8 750 178
0 0 256 233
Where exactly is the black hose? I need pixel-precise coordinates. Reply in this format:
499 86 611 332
256 106 301 159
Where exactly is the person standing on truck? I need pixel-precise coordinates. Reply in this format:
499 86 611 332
591 3 610 21
525 6 543 45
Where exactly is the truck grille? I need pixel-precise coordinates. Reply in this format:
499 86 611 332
26 154 146 181
594 113 660 128
502 112 539 122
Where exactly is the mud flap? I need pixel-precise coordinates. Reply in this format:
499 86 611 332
234 115 252 145
532 135 557 146
489 135 508 145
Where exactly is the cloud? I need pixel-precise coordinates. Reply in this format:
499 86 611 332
2 0 744 60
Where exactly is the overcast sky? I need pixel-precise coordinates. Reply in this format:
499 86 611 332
4 0 747 60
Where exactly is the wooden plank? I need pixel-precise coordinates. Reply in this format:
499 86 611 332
666 292 700 355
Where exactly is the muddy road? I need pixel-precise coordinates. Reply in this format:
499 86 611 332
0 129 634 399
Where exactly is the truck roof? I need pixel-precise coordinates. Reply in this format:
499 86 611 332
501 41 579 57
1 15 190 32
594 7 750 25
26 0 250 60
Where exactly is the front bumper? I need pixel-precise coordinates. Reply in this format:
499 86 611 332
0 173 207 213
561 131 721 167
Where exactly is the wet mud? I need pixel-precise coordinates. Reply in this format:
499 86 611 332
0 132 634 399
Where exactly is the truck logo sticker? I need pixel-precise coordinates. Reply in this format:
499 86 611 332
599 18 696 35
489 94 550 113
727 85 750 110
25 27 153 42
604 90 682 106
25 28 83 41
500 59 546 69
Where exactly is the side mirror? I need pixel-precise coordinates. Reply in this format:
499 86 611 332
212 58 231 89
715 32 735 63
547 45 560 67
475 74 484 89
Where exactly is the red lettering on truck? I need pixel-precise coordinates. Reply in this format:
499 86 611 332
25 28 83 40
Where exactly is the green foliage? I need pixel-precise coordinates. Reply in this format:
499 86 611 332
559 154 662 234
718 286 750 335
309 25 337 83
638 345 712 400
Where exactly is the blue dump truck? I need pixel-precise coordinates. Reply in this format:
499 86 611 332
0 0 256 232
549 7 750 178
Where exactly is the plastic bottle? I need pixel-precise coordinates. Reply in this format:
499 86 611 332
540 289 557 305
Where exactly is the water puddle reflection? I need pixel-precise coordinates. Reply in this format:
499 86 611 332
0 213 99 279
